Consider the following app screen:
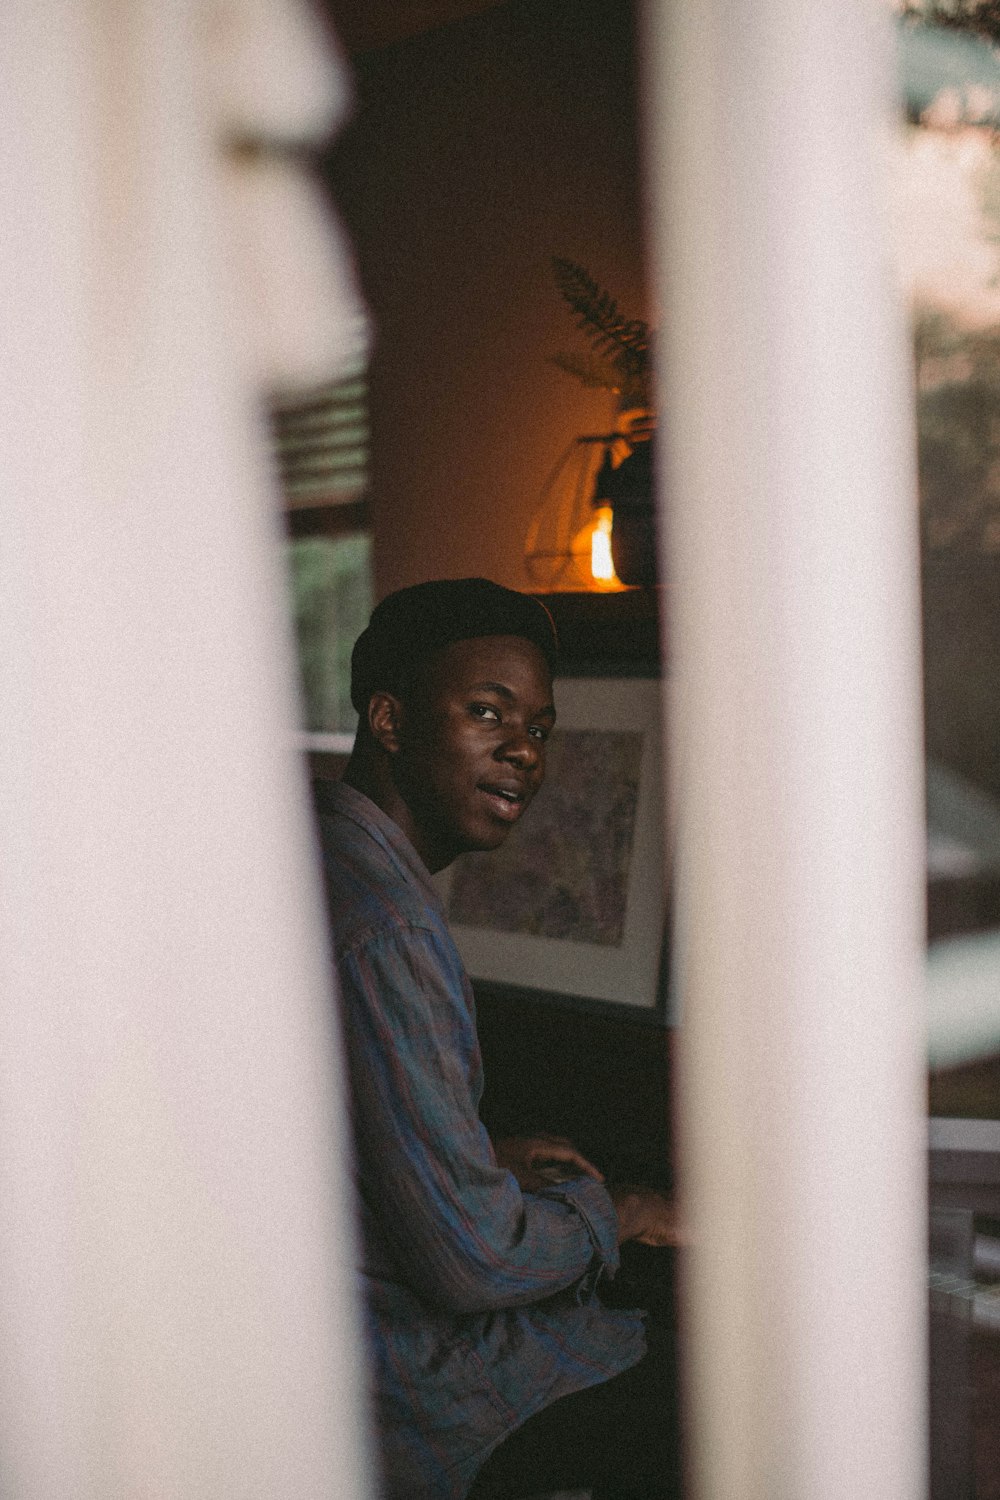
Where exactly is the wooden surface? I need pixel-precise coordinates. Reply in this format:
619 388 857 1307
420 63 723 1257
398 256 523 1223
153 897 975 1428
973 1330 1000 1500
536 589 664 676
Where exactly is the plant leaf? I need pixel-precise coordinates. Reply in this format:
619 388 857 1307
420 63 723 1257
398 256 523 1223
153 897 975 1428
549 351 622 392
552 257 650 375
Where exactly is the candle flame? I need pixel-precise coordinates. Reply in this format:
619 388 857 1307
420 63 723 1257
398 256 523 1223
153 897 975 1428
590 506 618 585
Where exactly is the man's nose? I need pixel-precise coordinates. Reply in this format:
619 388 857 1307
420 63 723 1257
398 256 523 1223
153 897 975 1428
498 727 540 768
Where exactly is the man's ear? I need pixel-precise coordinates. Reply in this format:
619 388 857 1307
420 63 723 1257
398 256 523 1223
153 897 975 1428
367 691 405 754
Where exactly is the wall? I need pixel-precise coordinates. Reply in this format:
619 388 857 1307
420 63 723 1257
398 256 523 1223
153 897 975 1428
324 0 649 598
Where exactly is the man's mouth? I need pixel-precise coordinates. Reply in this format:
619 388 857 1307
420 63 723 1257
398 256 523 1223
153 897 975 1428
478 783 527 821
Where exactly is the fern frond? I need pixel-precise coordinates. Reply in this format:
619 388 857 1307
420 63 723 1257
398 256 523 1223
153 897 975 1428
552 257 650 376
549 351 622 392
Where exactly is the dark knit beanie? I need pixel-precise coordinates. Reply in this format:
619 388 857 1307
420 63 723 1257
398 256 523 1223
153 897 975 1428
350 578 558 713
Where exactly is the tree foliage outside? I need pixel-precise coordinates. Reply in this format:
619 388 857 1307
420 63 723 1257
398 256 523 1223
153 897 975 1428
899 1 1000 550
900 1 1000 45
917 312 1000 550
288 532 372 734
912 109 1000 553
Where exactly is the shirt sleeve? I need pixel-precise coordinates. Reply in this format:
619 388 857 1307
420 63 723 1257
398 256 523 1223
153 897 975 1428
336 920 621 1316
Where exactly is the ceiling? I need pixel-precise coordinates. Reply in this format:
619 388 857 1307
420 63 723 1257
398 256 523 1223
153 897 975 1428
325 0 514 54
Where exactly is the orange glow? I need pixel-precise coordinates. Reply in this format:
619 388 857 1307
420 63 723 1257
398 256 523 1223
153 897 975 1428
569 504 624 591
591 506 616 583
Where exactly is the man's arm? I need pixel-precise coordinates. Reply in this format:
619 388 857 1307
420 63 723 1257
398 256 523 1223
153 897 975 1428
493 1140 683 1246
338 922 623 1315
492 1133 604 1191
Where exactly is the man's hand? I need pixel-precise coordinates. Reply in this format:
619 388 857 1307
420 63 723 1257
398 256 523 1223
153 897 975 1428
493 1133 604 1192
608 1184 685 1246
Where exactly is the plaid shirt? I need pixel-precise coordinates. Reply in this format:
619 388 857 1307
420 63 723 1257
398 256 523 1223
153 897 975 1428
314 781 645 1500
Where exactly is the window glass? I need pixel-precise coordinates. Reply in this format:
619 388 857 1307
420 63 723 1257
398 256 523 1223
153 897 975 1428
270 357 373 745
287 529 372 738
897 11 1000 945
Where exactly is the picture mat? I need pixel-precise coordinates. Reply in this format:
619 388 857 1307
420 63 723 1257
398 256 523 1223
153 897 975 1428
436 676 667 1009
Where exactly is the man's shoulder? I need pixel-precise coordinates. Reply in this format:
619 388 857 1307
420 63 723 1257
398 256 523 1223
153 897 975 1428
312 780 444 952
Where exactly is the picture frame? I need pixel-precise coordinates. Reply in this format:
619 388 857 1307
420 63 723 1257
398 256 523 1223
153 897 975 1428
435 674 669 1018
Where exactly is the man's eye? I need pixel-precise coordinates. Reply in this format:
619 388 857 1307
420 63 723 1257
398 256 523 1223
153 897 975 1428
470 703 500 721
528 725 550 742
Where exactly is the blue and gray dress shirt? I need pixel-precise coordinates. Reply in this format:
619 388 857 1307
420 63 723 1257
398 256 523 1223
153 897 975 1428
313 780 645 1500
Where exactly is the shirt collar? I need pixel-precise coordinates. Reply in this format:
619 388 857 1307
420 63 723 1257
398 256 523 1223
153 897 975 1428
312 779 443 910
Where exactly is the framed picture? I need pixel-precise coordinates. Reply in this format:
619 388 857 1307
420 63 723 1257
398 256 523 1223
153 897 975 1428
435 675 669 1017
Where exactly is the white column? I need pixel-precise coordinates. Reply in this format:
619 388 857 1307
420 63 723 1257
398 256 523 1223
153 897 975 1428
644 3 927 1498
0 3 369 1496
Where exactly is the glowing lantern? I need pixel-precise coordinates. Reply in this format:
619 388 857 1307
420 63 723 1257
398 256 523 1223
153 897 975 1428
584 505 621 589
524 437 627 592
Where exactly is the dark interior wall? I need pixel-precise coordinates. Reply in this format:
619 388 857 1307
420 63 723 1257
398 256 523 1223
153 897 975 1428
323 0 648 598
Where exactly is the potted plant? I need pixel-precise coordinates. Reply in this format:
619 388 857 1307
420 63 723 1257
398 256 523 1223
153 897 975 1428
550 259 658 586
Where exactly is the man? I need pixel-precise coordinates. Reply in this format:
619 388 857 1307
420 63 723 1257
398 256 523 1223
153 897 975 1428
313 578 680 1500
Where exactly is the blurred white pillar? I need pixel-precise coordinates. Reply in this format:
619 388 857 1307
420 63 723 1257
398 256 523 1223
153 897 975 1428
644 3 927 1497
0 2 369 1496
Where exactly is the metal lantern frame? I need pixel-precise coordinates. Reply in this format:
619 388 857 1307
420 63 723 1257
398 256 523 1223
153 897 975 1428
524 432 625 592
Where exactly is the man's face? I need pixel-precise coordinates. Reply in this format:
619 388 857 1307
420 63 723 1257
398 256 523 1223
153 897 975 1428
393 634 555 871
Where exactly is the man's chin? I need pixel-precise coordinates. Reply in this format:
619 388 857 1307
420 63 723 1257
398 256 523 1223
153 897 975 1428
460 823 513 856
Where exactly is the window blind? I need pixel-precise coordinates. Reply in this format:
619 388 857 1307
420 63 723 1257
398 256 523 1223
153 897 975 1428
270 355 369 509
